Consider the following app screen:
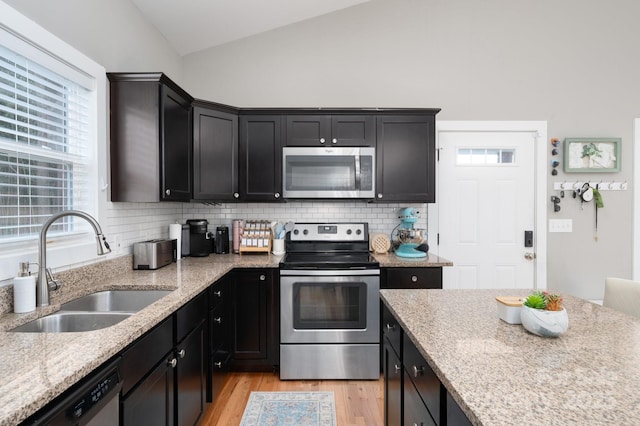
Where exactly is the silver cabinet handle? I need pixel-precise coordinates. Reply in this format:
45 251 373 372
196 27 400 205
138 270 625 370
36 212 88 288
165 189 171 196
411 275 418 283
413 365 424 377
178 349 186 359
168 358 177 368
213 290 222 297
332 138 337 144
214 317 222 324
259 274 266 281
233 192 239 198
386 323 395 332
377 193 383 198
320 138 326 144
274 192 280 198
394 364 401 373
214 361 222 368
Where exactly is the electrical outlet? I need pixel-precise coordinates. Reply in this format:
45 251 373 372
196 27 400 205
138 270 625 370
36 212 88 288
112 235 121 254
549 219 572 233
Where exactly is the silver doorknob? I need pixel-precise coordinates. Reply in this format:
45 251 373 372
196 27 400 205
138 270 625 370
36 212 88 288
524 252 537 260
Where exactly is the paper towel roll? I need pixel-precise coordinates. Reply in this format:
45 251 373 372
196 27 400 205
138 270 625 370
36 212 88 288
169 223 182 259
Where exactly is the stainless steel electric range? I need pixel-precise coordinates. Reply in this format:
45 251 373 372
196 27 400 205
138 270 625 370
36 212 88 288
279 222 380 380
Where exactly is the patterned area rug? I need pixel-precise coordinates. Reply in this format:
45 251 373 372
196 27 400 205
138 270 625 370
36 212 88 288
239 391 336 426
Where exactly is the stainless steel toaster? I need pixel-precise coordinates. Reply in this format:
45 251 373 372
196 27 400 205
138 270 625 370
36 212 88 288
133 239 176 270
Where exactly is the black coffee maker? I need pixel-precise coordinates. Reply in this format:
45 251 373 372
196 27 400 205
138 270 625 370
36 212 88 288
215 226 229 254
187 219 211 257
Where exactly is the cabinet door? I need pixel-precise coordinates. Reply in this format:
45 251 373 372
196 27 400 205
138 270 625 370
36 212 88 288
285 115 331 146
404 337 441 425
376 115 436 202
331 115 375 146
121 353 175 426
383 268 443 289
403 370 436 426
239 115 283 201
176 321 206 426
193 106 238 201
161 84 192 201
447 390 472 426
384 338 403 426
231 270 279 371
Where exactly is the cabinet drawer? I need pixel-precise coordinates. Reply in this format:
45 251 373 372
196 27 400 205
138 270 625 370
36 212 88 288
209 304 227 352
121 317 174 396
403 370 436 426
384 268 442 289
209 279 227 310
177 291 207 342
403 336 441 424
382 303 401 356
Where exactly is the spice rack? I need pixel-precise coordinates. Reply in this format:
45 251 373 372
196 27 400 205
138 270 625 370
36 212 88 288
239 220 272 254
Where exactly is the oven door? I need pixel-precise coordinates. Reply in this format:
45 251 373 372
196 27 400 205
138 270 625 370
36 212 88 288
280 269 380 344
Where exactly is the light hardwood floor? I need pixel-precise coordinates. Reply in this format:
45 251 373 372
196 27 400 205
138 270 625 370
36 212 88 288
201 372 384 426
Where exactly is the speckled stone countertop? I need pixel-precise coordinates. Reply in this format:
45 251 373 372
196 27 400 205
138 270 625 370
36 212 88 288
380 289 640 426
373 252 453 267
0 253 280 426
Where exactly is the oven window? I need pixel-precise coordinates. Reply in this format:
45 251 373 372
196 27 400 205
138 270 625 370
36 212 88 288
293 282 367 329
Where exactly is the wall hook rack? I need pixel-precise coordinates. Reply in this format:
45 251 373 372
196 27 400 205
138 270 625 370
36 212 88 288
553 181 628 191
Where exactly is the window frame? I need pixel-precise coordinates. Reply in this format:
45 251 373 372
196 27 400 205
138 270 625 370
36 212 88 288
0 3 107 283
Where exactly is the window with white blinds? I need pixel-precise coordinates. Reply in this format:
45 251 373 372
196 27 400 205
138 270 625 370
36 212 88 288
0 44 92 242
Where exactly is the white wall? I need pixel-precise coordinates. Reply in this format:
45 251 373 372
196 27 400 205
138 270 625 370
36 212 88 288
3 0 637 300
182 0 638 300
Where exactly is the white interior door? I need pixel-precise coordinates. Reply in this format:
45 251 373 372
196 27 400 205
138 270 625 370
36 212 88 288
437 129 538 289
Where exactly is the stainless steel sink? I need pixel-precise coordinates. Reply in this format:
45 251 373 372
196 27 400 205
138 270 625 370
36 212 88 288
60 290 173 313
10 312 132 333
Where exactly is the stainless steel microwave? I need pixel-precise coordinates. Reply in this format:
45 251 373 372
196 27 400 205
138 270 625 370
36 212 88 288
282 147 375 199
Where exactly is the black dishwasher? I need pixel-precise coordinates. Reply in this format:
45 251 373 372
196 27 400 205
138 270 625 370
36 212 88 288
22 357 121 425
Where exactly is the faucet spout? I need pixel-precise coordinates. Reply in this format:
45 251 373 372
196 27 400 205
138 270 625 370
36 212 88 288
37 210 111 307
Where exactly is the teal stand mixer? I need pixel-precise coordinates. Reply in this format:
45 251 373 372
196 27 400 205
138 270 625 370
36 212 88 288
392 207 428 258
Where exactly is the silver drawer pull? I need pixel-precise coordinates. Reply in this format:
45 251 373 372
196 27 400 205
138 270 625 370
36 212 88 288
168 358 177 368
386 323 395 331
178 349 186 359
214 361 222 368
394 364 401 373
214 317 222 324
213 290 222 297
411 275 418 282
413 365 424 377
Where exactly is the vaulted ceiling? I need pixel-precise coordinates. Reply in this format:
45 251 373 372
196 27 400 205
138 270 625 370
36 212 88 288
130 0 370 56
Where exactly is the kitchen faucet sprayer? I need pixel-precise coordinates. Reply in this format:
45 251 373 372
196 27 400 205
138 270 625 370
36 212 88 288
37 210 111 307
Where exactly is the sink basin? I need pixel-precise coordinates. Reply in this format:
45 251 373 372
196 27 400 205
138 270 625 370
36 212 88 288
10 312 132 333
61 290 173 313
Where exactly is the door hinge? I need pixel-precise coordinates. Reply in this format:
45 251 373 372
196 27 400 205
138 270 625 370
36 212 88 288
437 233 440 245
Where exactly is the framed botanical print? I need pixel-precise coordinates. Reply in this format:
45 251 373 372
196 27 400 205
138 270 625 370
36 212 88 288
563 138 621 173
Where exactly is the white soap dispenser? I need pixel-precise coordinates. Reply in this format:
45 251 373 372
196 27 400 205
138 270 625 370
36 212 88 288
13 262 36 313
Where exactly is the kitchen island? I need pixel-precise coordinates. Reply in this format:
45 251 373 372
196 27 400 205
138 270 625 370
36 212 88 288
380 289 640 425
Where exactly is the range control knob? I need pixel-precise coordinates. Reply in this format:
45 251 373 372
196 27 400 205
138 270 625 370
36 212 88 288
346 229 352 235
293 229 299 235
356 229 362 235
303 229 309 235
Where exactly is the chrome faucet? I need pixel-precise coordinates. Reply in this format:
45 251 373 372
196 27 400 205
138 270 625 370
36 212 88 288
37 210 111 307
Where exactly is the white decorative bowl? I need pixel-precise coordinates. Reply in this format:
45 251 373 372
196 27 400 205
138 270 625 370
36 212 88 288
520 306 568 337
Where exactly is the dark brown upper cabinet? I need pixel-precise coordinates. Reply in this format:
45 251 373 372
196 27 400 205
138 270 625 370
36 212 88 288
108 72 193 202
239 114 283 201
192 100 239 201
285 114 375 147
376 114 437 203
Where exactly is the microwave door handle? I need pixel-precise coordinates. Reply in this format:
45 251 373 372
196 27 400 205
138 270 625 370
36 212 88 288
355 154 361 190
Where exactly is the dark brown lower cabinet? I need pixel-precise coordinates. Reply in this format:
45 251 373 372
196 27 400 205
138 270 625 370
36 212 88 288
121 291 207 426
382 303 471 426
383 338 402 426
230 269 279 371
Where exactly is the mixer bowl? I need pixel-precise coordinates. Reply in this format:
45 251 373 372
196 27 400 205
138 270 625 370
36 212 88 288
397 228 425 244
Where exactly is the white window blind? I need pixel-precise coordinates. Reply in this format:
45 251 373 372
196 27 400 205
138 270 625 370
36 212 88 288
0 44 91 242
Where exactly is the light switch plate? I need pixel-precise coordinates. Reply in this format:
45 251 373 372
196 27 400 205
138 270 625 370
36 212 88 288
549 219 572 233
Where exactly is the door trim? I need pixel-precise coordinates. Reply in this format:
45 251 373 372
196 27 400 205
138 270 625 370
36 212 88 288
634 119 640 280
429 121 547 290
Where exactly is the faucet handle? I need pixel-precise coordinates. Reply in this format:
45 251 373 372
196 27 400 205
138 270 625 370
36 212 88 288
45 268 61 291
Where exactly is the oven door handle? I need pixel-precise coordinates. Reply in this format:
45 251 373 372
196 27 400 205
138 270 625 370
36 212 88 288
355 153 361 190
280 269 380 276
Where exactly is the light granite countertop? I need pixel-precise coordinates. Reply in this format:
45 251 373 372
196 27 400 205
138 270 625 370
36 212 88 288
0 251 451 425
380 289 640 426
0 253 280 426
